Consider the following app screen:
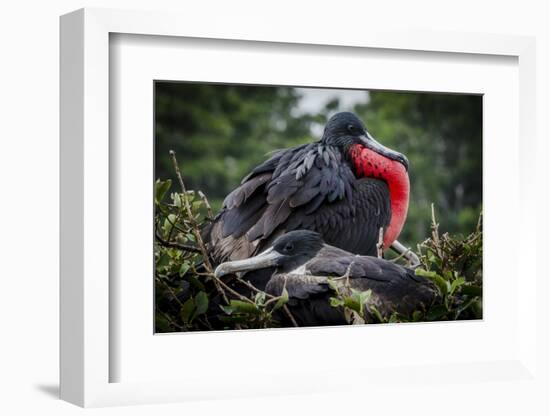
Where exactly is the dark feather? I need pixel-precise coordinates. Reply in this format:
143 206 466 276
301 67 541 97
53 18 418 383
204 142 391 264
264 244 436 326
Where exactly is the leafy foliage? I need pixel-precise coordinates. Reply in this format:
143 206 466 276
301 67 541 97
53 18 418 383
155 177 482 332
322 206 483 325
154 82 483 331
414 206 483 321
155 178 291 331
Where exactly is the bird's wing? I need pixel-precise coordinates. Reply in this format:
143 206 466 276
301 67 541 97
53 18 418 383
308 254 437 315
266 273 330 300
265 273 349 326
204 142 392 263
245 144 357 241
213 144 308 239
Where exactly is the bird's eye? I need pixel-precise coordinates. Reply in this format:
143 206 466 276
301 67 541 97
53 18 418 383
347 124 356 133
284 243 294 252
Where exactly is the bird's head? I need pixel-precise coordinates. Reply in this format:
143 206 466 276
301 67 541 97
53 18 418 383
321 111 409 174
214 230 324 278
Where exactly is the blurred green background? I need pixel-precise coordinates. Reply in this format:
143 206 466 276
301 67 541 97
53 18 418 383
155 82 482 247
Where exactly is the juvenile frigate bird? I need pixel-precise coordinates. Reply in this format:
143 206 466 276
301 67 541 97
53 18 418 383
214 230 437 326
204 112 412 278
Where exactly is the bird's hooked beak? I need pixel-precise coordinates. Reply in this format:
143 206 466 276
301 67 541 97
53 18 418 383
214 247 282 278
360 131 409 171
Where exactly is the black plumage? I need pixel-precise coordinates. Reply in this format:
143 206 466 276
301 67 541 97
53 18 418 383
203 112 405 271
214 230 437 327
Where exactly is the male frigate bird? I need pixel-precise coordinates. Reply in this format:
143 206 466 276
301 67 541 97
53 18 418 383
214 230 436 326
204 112 411 277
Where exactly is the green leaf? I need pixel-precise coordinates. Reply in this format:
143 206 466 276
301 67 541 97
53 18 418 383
192 200 203 211
155 179 172 204
173 192 182 207
163 214 178 234
194 291 209 316
179 262 191 277
326 278 339 292
155 311 171 332
184 275 205 291
273 287 289 311
449 277 466 296
355 289 372 305
455 297 480 319
185 190 195 201
369 305 384 323
415 268 448 296
329 297 345 308
342 289 372 316
254 291 267 306
181 298 196 324
343 296 363 315
229 300 261 315
219 305 235 315
412 310 423 322
426 305 448 321
461 285 482 296
157 252 170 268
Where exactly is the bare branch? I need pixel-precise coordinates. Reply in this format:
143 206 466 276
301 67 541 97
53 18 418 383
157 308 184 330
235 276 298 327
282 305 299 327
155 274 184 307
198 190 214 220
376 227 384 258
169 150 229 304
155 227 202 254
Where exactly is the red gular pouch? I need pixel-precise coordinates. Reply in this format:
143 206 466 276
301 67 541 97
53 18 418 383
349 143 410 249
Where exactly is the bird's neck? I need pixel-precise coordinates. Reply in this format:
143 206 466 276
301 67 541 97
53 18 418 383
349 144 410 248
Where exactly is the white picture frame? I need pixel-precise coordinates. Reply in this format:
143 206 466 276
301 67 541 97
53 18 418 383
60 7 539 408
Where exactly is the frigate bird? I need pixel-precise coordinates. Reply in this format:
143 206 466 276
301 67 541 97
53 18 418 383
214 230 437 326
204 112 412 276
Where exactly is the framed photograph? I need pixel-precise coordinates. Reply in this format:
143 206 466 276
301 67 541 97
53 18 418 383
60 8 539 408
152 81 483 333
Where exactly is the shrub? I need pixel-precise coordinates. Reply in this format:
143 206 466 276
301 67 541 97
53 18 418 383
154 154 482 332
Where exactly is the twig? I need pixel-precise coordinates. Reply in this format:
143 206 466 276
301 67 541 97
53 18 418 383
155 227 202 254
169 150 229 304
213 274 256 304
264 277 288 308
160 152 299 328
430 203 443 259
201 314 213 330
166 210 182 243
155 274 184 307
282 305 299 327
476 211 483 233
277 276 299 328
198 190 214 220
376 227 384 258
235 276 298 327
342 258 357 287
158 309 184 330
235 276 268 295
